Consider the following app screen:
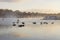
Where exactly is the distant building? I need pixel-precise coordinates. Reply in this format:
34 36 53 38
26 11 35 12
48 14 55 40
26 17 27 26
43 16 60 20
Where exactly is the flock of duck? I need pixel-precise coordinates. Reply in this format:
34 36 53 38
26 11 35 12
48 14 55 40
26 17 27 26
12 19 54 27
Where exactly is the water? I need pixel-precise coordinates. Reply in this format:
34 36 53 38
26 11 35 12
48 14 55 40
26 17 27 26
0 19 60 40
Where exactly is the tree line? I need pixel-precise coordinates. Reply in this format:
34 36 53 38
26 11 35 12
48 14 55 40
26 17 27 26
0 9 60 18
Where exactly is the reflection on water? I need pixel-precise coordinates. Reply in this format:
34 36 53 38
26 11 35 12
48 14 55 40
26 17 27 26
0 20 60 40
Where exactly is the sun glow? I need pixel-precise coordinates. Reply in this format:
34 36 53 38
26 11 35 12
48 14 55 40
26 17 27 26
0 0 60 13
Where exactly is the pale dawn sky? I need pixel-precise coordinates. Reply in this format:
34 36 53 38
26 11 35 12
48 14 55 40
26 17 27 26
0 0 60 13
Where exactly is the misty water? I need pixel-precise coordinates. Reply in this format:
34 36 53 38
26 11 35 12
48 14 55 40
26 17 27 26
0 18 60 40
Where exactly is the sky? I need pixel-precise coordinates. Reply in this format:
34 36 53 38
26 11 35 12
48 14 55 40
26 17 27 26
0 0 60 13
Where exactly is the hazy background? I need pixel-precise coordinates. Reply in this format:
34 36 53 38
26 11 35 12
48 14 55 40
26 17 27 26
0 0 60 13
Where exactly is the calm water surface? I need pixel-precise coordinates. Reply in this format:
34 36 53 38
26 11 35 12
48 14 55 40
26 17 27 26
0 20 60 40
